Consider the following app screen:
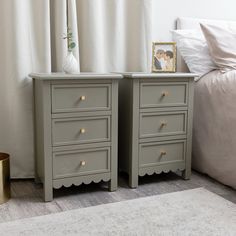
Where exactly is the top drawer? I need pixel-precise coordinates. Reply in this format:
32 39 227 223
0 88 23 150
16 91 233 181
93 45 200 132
51 84 111 113
140 82 188 108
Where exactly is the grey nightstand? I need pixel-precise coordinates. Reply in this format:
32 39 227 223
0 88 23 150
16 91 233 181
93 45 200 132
30 73 122 201
118 73 196 188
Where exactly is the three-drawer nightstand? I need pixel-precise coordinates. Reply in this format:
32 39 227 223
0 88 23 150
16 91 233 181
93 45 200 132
118 73 196 188
31 73 122 201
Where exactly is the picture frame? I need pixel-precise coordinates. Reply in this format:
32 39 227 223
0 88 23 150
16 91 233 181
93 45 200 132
152 42 176 73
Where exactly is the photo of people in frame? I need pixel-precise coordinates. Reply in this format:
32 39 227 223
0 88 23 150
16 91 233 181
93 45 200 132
152 42 176 73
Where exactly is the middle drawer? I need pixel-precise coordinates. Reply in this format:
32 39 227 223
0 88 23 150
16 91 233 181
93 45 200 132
140 111 187 139
52 116 110 146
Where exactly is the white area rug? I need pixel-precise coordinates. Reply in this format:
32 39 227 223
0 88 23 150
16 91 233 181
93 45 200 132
0 188 235 236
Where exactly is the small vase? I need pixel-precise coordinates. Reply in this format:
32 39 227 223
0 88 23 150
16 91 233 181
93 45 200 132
63 51 79 74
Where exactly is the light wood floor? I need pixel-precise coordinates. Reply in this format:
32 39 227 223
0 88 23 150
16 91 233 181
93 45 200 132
0 171 235 223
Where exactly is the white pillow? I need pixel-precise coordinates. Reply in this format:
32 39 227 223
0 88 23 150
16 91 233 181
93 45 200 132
178 17 236 31
200 23 236 72
172 29 217 80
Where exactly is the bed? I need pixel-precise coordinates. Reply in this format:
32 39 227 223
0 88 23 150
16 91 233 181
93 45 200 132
176 17 236 189
193 70 236 189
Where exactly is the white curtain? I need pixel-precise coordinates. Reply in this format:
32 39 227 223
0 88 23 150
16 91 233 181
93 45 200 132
0 0 51 178
0 0 152 178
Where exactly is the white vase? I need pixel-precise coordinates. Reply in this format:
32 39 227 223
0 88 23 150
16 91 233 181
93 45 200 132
63 51 79 74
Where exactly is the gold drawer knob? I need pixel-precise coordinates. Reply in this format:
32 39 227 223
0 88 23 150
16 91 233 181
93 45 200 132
160 121 167 127
160 151 167 156
80 95 86 101
80 161 86 166
161 91 169 97
80 128 86 134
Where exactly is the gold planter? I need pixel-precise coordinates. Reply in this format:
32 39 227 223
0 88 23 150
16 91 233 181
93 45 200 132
0 153 10 204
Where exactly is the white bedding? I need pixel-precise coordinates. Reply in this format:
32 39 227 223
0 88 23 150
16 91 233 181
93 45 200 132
193 70 236 189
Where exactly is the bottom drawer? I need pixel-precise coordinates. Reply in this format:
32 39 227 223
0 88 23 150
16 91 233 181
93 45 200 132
53 147 110 179
139 140 186 168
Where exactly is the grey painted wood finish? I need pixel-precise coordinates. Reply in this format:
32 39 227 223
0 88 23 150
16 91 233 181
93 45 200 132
31 73 121 201
30 73 122 80
53 147 111 179
119 73 195 188
52 116 110 146
1 172 235 223
122 73 198 78
140 82 188 108
139 140 186 167
139 111 187 138
51 84 111 113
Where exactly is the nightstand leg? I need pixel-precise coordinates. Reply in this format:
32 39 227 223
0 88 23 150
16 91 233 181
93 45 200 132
129 174 138 188
34 175 41 184
43 183 53 202
182 168 191 180
109 179 117 192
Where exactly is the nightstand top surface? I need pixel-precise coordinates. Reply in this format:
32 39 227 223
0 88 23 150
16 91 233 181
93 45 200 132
122 72 198 79
29 73 123 80
30 72 198 80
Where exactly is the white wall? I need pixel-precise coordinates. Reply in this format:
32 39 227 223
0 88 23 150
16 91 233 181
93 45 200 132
152 0 236 41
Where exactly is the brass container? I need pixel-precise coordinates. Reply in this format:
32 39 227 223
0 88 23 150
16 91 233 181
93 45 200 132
0 153 10 204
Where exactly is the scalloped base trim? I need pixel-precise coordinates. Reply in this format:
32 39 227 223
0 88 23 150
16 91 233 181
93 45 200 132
53 174 111 189
139 166 185 177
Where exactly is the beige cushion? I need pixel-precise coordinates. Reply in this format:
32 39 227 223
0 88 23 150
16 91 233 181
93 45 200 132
200 23 236 72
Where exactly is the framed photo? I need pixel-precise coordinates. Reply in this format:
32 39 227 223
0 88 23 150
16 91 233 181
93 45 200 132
152 42 176 73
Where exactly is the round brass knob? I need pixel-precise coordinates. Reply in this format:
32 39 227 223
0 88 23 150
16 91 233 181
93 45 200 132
160 151 167 156
80 128 86 134
80 161 86 166
80 95 86 101
161 91 169 97
160 121 167 127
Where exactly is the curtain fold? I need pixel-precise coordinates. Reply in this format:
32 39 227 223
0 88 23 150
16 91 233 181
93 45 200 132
77 0 152 72
0 0 51 177
0 0 152 178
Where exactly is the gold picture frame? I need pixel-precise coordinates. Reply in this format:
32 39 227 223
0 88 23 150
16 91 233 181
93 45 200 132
152 42 176 73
